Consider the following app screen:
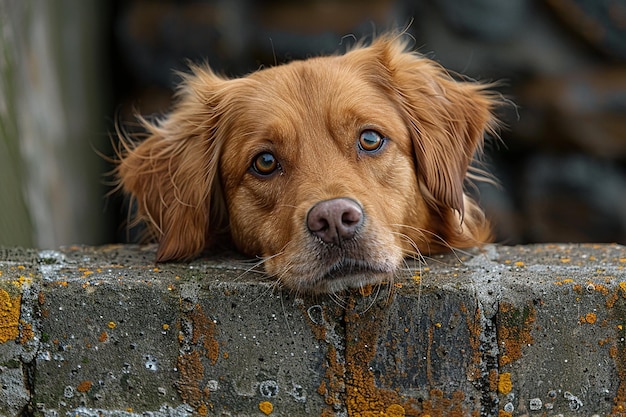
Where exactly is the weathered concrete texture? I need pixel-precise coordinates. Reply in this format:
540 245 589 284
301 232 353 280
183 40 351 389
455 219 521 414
0 244 625 417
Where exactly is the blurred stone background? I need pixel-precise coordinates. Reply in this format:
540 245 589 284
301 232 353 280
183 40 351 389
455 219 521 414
1 0 625 249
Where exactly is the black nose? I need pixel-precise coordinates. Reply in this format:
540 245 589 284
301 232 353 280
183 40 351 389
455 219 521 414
307 198 363 245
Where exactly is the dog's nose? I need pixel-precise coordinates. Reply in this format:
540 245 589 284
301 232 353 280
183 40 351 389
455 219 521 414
307 198 363 245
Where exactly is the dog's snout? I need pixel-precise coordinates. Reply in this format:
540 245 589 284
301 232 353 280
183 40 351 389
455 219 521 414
307 198 363 245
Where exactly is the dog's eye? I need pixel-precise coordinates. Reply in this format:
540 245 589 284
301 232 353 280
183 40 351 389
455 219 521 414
358 130 385 153
252 152 279 176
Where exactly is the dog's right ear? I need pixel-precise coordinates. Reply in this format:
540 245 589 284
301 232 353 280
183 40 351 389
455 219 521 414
116 66 231 262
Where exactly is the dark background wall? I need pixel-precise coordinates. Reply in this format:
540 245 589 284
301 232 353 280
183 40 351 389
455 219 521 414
2 0 625 248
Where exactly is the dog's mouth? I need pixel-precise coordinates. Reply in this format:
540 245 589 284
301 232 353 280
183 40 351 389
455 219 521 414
322 258 390 280
292 256 396 294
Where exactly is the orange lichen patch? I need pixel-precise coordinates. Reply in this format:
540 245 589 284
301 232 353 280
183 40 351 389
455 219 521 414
303 294 475 416
460 302 483 381
605 283 626 309
497 372 512 394
162 324 170 331
607 291 620 309
554 277 574 286
592 283 611 296
498 411 513 417
175 303 222 413
611 339 626 415
359 285 374 297
196 403 208 416
176 350 208 410
513 261 525 267
385 403 406 417
580 312 597 324
488 370 499 392
98 331 108 343
497 302 536 367
259 401 273 415
19 321 34 344
77 380 93 393
320 344 346 410
0 290 21 343
349 298 468 416
189 304 219 365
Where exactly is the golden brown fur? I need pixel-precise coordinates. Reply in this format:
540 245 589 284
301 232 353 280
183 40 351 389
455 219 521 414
117 34 498 293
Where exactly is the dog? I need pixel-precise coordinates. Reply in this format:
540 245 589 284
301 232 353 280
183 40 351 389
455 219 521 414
117 34 498 294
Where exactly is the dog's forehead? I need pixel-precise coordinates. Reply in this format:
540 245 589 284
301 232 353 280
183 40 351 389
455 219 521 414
247 57 370 104
218 54 412 166
232 58 397 128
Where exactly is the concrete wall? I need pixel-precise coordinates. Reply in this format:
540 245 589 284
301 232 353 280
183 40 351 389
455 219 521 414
0 243 625 416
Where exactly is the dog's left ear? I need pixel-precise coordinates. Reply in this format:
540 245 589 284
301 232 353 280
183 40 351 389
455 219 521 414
366 37 497 215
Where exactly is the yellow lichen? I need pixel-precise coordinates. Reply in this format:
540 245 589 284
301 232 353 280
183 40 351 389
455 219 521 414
581 312 597 324
12 275 32 288
196 403 208 416
498 373 512 394
107 321 116 329
386 403 405 416
0 289 21 343
259 401 273 415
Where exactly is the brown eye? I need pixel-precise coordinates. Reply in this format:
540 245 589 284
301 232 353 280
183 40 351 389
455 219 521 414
252 152 279 176
358 130 385 153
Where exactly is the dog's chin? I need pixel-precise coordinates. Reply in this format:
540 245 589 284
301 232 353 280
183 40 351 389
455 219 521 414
277 259 396 295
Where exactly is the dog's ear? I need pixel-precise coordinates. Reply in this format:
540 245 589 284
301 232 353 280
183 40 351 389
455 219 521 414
366 37 496 215
117 66 230 262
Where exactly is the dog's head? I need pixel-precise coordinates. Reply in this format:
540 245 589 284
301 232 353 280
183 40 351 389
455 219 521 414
117 35 497 293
